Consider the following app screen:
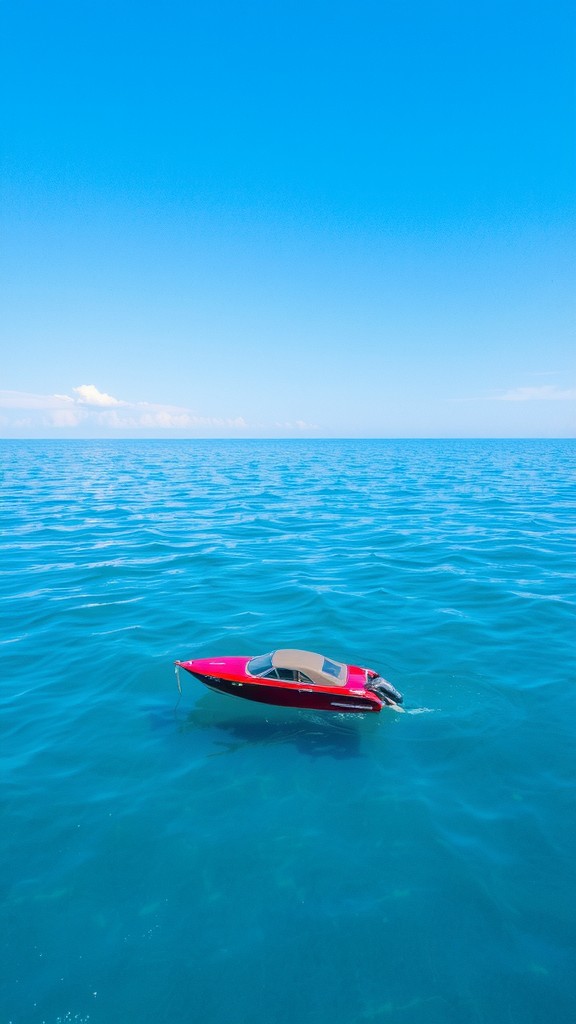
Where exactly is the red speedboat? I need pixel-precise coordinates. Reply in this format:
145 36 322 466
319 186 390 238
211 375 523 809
175 649 403 713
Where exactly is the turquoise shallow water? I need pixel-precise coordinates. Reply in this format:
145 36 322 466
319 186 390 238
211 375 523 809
2 439 575 1024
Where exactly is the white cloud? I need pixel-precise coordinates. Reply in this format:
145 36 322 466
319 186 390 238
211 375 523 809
0 390 73 410
73 384 122 406
273 419 319 430
492 386 576 402
0 386 255 434
50 409 82 427
455 384 576 404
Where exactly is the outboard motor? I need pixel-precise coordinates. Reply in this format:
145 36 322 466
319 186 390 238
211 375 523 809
368 676 403 705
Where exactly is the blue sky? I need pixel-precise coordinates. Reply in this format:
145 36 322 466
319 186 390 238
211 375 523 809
1 0 574 437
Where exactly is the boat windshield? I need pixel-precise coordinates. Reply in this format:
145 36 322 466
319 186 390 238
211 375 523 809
247 653 274 677
322 657 344 680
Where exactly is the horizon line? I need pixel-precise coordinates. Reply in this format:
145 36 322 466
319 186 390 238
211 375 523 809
0 435 573 442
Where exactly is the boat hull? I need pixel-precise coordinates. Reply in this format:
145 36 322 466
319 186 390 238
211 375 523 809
189 672 381 713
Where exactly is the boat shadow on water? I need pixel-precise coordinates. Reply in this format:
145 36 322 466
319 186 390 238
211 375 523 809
149 696 372 760
194 712 365 760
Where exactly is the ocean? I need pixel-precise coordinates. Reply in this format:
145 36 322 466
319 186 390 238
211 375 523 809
1 439 575 1024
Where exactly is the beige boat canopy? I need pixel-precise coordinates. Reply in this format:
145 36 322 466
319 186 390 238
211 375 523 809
272 649 348 686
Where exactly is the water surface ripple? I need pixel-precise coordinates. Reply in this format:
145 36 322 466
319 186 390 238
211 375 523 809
1 439 575 1024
